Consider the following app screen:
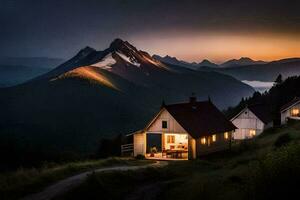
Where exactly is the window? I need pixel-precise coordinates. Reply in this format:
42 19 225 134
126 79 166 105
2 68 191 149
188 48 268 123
201 137 206 145
224 132 229 140
249 129 256 137
212 134 217 142
167 135 175 143
162 120 168 129
291 108 300 117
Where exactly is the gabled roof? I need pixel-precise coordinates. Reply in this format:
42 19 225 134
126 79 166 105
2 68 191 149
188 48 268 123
280 97 300 112
161 101 236 138
231 104 272 124
247 104 272 124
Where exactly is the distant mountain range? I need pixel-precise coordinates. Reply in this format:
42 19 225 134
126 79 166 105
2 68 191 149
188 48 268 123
199 58 300 82
219 57 267 68
153 55 266 68
0 39 253 154
154 54 300 82
0 57 64 87
153 54 218 69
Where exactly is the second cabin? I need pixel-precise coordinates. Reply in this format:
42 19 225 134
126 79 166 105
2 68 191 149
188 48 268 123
230 104 273 140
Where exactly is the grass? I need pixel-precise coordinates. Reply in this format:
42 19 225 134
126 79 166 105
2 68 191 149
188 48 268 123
55 121 300 200
54 167 173 200
0 157 153 200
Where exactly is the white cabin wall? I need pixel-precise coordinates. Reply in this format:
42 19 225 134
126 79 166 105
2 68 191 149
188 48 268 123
231 108 265 139
133 132 146 156
281 103 300 124
281 110 289 124
147 109 187 133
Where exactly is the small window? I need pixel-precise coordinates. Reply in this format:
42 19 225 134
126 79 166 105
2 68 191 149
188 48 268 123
201 137 206 145
167 135 175 143
249 129 256 137
162 121 168 129
224 132 229 140
212 134 217 142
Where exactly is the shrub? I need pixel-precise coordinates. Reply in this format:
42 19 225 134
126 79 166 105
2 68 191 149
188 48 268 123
273 133 291 148
247 143 300 199
234 139 258 153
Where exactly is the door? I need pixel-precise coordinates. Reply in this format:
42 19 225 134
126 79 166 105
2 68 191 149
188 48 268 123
146 133 162 153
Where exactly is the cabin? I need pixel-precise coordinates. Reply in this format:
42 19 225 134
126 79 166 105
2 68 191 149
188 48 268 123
230 104 273 140
125 97 236 160
281 97 300 124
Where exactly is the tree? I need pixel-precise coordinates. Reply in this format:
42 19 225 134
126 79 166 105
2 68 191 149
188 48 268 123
275 74 283 85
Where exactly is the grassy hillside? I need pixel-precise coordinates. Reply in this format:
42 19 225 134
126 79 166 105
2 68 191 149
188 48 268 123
56 121 300 200
0 158 153 200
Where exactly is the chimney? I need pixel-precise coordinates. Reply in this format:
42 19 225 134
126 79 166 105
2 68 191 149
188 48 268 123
189 93 197 104
161 100 166 108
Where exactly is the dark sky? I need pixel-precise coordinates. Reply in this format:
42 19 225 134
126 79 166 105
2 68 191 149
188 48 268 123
1 0 300 62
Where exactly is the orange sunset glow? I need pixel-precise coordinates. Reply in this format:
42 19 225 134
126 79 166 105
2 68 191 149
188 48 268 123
132 32 300 63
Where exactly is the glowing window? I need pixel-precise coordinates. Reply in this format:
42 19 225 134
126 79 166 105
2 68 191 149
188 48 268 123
291 108 300 116
212 134 216 142
201 137 206 145
167 135 175 143
249 129 256 137
224 132 229 139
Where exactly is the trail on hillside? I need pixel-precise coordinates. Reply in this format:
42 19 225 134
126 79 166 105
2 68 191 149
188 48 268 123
21 161 167 200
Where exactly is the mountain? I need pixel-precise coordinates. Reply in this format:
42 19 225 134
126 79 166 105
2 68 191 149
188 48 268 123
199 58 300 82
220 57 267 68
152 55 218 69
0 57 64 87
198 59 218 68
0 39 254 159
152 54 198 69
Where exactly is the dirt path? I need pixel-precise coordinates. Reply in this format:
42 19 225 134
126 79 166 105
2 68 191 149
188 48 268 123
21 161 168 200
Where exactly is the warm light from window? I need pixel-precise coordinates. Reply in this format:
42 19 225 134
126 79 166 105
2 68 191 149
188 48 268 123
249 129 256 137
201 137 206 144
291 108 300 116
212 134 216 142
224 132 229 139
167 135 175 143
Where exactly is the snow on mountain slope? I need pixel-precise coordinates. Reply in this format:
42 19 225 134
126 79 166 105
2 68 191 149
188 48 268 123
91 53 115 70
116 52 141 67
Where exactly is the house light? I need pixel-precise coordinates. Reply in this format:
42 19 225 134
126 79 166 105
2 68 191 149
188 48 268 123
291 108 300 116
224 132 229 139
212 134 216 142
249 129 256 137
201 137 206 144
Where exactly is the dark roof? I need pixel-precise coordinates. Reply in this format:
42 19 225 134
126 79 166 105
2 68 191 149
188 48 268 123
247 104 273 124
280 97 300 112
163 101 236 139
